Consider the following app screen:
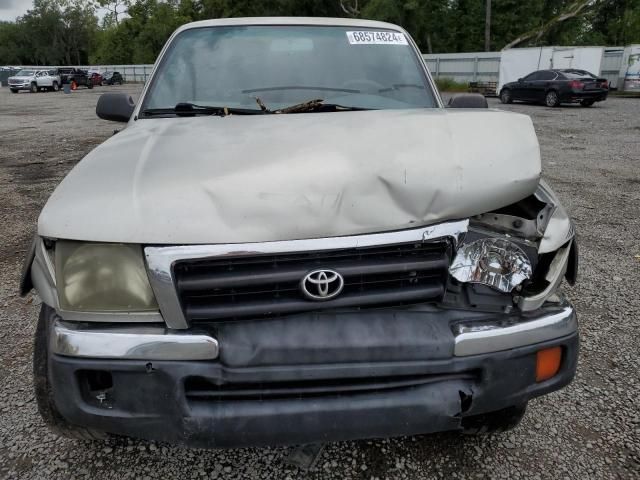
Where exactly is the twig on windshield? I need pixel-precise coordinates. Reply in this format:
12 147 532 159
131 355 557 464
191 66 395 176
276 99 324 114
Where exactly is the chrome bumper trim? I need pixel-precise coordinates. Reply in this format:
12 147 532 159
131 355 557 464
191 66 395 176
453 304 576 356
145 219 469 329
51 320 219 360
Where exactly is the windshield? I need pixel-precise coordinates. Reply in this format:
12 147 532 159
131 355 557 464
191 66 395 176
142 25 437 113
16 70 35 76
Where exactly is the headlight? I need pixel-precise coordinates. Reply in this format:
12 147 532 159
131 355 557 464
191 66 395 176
55 241 158 312
449 238 532 293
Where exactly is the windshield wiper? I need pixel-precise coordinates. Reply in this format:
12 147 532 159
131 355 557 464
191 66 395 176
141 102 263 117
141 99 371 118
254 97 372 114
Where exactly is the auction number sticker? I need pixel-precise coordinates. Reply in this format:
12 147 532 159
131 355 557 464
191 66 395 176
346 31 408 45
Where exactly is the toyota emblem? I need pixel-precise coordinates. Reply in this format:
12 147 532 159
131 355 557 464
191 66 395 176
301 269 344 301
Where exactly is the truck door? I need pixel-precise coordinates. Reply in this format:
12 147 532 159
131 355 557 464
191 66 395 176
37 71 52 87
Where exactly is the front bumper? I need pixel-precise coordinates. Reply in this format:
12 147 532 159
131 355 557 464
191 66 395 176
8 83 30 89
53 302 576 360
48 301 578 447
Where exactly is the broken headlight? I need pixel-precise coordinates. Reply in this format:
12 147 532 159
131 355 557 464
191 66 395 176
449 238 532 293
55 241 158 312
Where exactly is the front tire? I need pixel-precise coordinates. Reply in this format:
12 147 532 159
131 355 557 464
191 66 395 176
34 304 109 441
87 81 93 89
499 89 513 104
30 82 38 93
10 88 18 93
461 403 528 435
52 81 59 92
545 90 560 107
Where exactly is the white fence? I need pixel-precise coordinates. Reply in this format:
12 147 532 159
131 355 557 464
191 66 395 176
90 64 155 83
424 47 626 88
423 52 501 83
3 46 629 87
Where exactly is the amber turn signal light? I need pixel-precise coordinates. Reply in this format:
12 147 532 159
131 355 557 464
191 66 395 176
536 347 562 382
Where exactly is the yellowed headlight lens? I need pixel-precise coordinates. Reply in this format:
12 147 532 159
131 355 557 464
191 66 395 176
55 241 158 312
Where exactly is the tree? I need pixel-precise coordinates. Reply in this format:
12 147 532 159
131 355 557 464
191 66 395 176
502 0 596 49
339 0 361 16
0 22 22 65
2 0 640 66
485 0 491 51
1 0 98 65
59 1 99 64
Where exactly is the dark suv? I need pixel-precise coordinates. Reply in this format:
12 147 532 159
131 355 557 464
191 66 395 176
58 68 93 89
102 71 124 85
500 69 608 107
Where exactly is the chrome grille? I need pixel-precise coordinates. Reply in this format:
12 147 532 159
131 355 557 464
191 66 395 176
144 220 469 329
174 241 451 322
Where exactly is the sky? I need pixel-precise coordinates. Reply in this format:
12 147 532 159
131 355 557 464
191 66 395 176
0 0 30 21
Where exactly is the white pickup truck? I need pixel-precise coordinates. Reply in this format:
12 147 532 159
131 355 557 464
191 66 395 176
22 17 579 448
8 69 61 93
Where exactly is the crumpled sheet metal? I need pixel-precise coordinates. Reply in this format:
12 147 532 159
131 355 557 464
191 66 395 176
39 108 541 244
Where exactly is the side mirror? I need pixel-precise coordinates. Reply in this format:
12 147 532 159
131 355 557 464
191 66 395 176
447 93 488 109
96 93 135 122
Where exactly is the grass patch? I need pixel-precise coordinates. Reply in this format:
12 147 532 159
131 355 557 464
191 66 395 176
434 77 468 92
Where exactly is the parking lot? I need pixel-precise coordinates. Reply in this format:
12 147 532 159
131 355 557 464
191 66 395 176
0 85 638 480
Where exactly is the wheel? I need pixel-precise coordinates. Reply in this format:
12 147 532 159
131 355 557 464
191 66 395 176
580 99 595 107
545 90 560 107
52 81 59 92
30 82 38 93
87 81 93 89
34 304 110 441
461 403 527 435
499 89 513 104
10 88 18 94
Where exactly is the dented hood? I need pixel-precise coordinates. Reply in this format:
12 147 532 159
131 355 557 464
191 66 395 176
39 109 541 244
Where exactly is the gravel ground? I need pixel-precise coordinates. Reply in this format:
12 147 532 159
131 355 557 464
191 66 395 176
0 85 639 480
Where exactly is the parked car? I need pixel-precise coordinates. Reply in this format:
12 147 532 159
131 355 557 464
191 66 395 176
8 69 61 93
89 72 104 86
21 18 578 448
101 70 124 85
500 68 608 107
57 67 93 89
